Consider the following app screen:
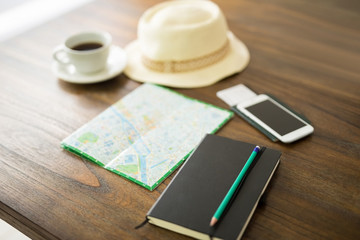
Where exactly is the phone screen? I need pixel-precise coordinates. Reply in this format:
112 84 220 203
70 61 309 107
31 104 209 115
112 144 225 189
245 99 306 136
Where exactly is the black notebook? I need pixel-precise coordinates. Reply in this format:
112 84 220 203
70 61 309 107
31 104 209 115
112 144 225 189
146 134 281 240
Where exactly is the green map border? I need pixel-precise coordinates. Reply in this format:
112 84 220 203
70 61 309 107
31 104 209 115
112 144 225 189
61 84 234 191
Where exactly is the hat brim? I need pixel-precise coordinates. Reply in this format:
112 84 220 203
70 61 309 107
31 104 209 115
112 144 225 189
124 32 250 88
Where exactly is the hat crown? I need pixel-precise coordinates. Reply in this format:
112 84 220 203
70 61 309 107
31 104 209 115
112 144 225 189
151 5 212 27
138 0 228 61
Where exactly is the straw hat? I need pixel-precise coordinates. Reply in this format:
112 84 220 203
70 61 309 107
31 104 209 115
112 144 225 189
124 0 250 88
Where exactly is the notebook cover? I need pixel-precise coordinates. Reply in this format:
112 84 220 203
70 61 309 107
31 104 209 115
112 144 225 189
147 134 281 239
61 84 233 191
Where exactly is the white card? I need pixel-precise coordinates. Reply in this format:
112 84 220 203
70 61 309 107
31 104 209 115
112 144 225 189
216 84 257 106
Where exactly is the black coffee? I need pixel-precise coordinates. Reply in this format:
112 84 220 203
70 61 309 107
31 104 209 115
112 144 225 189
71 42 103 51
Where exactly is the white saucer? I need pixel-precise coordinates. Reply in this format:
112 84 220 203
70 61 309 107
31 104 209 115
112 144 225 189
52 45 127 84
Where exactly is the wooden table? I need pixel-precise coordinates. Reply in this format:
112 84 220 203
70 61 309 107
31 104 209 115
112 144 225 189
1 0 359 239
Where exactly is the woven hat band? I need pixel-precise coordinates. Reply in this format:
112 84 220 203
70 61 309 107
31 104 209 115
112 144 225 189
142 40 229 73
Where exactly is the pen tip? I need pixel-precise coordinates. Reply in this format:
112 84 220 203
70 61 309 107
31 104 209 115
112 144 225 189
210 217 218 227
254 146 260 152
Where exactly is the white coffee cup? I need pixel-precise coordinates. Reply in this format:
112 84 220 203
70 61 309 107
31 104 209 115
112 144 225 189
53 31 112 74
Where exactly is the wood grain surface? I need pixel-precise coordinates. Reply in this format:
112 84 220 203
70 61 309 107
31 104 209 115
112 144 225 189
0 0 359 239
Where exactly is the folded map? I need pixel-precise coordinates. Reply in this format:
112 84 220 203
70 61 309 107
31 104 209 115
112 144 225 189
61 83 233 190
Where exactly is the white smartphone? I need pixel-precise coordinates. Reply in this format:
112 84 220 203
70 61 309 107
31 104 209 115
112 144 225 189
236 94 314 143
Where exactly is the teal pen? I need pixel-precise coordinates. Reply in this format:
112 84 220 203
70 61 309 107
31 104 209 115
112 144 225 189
210 146 261 227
